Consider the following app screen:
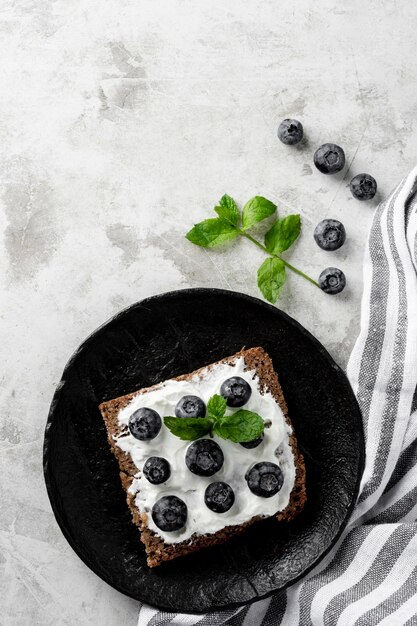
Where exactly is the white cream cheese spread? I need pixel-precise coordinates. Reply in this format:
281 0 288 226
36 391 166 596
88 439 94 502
115 357 296 544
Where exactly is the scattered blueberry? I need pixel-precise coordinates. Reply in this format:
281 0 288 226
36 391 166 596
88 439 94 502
220 377 252 407
319 267 346 294
278 119 303 145
350 173 377 200
240 434 264 449
143 457 171 484
314 219 346 251
246 462 284 498
175 395 206 418
152 495 187 532
185 439 224 476
204 481 235 513
314 143 345 174
128 408 161 441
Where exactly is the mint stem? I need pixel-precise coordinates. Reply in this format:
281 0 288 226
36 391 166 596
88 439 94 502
240 232 320 289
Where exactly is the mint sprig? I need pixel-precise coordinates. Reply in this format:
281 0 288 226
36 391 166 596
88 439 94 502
163 393 264 443
185 195 319 303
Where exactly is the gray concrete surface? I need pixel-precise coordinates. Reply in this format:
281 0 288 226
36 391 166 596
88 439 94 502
1 1 416 624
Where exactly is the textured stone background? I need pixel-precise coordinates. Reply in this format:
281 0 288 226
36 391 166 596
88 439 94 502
1 1 416 624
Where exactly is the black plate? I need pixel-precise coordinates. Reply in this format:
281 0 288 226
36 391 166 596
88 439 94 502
44 288 364 613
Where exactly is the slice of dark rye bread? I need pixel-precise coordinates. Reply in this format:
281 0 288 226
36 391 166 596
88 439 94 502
99 347 306 568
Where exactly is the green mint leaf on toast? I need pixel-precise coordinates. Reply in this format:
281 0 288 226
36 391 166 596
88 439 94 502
214 194 240 227
207 394 227 421
213 410 264 443
163 416 213 440
257 257 286 303
186 218 238 248
242 196 277 230
264 214 301 254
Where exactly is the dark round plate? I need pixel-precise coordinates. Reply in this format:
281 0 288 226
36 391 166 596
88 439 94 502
44 288 364 613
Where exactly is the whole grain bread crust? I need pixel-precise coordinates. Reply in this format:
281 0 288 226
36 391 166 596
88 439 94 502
99 347 306 567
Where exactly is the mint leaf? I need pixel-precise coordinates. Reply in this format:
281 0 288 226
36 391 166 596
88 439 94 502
264 214 301 254
186 218 238 248
214 195 240 227
207 394 227 421
213 410 264 443
257 257 286 303
164 416 213 440
166 395 266 444
242 196 277 230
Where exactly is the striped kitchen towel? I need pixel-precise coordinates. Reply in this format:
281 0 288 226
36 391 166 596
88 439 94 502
138 166 417 626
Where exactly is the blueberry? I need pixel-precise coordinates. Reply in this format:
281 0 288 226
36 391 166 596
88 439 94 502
151 495 187 532
314 143 345 174
220 377 252 407
143 457 171 484
185 439 224 476
277 119 303 145
175 395 206 418
240 434 264 449
128 408 161 441
204 481 235 513
314 219 346 251
350 173 377 200
319 267 346 294
246 462 283 497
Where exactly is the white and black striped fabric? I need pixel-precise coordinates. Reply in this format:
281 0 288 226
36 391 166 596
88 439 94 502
137 167 417 626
